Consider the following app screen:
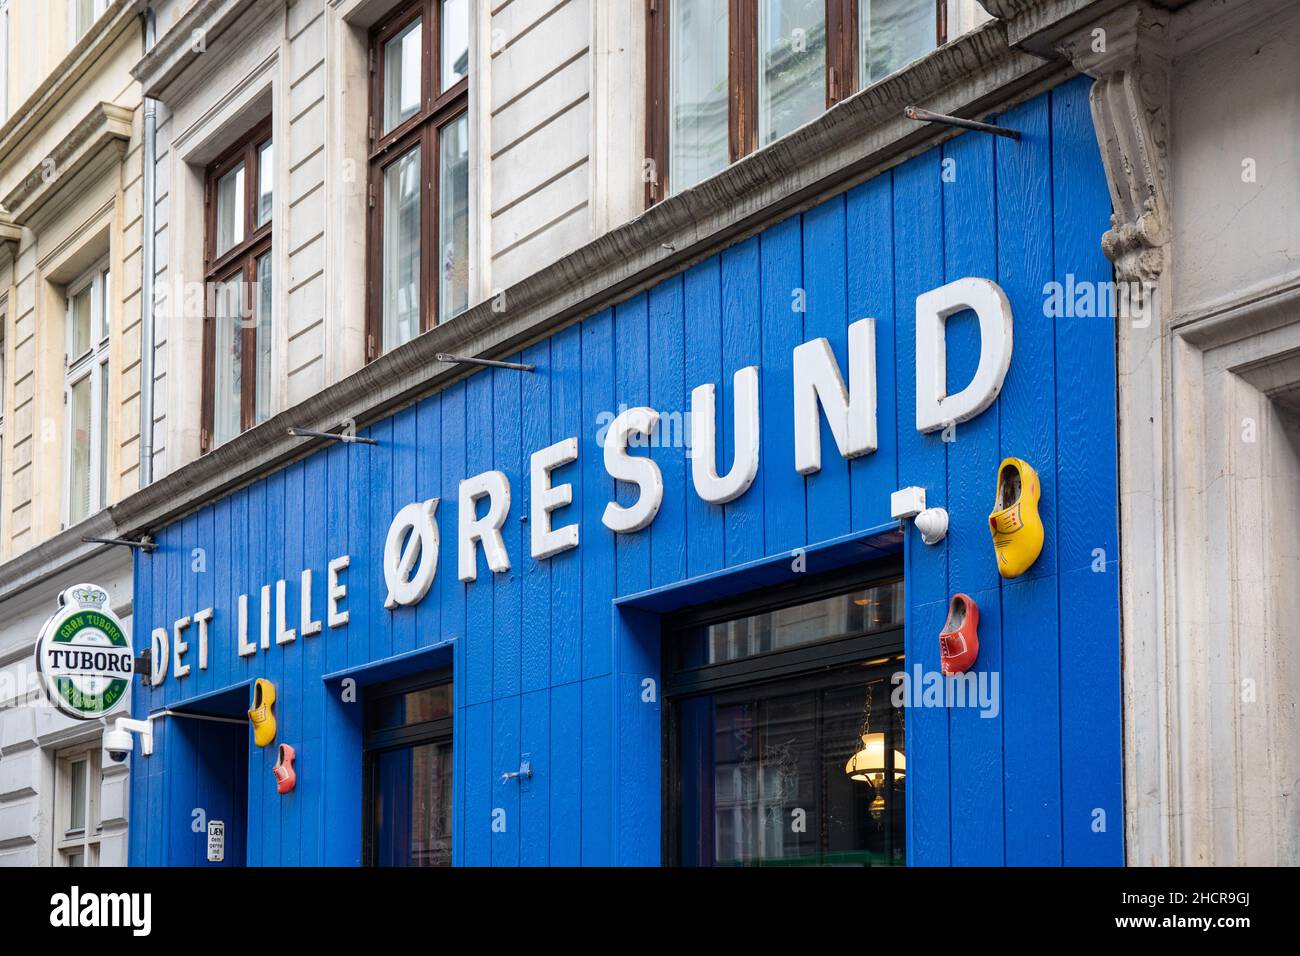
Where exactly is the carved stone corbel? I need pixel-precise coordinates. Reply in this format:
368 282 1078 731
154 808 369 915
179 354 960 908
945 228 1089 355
1058 3 1171 284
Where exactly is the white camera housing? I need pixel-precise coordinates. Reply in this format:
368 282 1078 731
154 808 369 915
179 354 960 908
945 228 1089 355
102 717 152 764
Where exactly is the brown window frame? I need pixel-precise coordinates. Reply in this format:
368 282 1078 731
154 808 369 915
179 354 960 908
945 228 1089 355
365 0 470 362
201 119 273 453
646 0 948 205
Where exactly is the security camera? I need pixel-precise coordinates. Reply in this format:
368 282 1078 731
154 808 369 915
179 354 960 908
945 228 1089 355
102 717 153 763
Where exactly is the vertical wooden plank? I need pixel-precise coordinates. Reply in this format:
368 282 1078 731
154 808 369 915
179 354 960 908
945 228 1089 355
323 447 349 676
893 152 950 864
614 293 652 599
846 174 897 532
390 405 419 657
521 340 553 692
280 461 305 866
415 394 443 651
802 195 852 546
996 94 1062 865
720 236 764 565
518 687 551 865
261 470 285 866
463 700 492 865
464 371 493 705
648 277 687 587
1001 574 1061 863
941 130 1005 865
1052 75 1123 866
244 480 266 866
346 432 372 669
210 496 233 694
368 417 394 664
493 360 523 698
580 675 612 864
581 308 616 678
301 451 328 865
683 257 725 575
613 608 661 864
491 694 521 865
549 681 582 864
759 216 806 555
549 324 583 687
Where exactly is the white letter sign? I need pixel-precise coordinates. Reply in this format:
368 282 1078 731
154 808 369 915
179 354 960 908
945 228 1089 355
601 407 663 533
459 471 512 582
915 277 1013 433
385 498 441 608
793 317 878 474
691 366 760 504
531 438 580 559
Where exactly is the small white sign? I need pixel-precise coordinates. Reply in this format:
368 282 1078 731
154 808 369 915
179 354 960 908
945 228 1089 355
207 820 225 863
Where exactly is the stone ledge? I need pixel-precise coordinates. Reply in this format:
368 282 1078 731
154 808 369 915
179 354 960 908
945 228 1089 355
2 103 135 226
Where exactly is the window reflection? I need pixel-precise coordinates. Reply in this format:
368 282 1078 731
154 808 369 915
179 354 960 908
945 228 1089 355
678 578 904 669
759 0 828 146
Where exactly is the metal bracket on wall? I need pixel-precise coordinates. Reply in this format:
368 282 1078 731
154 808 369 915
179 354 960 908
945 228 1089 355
501 755 533 783
904 106 1021 140
82 534 158 552
437 353 536 373
287 427 379 446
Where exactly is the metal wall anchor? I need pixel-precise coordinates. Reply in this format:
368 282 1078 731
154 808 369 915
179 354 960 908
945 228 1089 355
501 757 533 783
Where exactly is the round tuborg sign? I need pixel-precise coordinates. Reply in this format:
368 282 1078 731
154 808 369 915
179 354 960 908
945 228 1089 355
36 584 134 720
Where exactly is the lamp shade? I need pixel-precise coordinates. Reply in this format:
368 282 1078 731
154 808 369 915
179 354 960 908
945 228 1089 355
845 733 906 782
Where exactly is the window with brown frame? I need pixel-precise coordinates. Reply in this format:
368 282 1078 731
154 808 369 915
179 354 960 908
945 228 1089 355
201 120 274 452
366 0 470 361
646 0 947 203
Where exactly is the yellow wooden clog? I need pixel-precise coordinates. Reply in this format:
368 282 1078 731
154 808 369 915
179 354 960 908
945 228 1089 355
988 457 1043 578
248 677 277 747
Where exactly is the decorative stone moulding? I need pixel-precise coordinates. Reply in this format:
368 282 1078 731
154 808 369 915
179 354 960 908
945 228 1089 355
2 102 135 227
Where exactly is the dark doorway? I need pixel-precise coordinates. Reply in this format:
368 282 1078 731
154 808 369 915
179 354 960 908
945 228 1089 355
665 565 905 866
362 672 453 866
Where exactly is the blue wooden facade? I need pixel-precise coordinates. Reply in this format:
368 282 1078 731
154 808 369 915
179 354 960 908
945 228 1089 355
128 77 1121 866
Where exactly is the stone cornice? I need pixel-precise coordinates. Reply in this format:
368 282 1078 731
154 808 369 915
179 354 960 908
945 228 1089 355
1 103 135 226
89 17 1072 544
131 0 273 101
0 0 142 167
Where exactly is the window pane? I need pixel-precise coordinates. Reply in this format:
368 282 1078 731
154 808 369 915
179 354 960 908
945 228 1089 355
68 375 92 524
215 163 245 257
368 683 453 731
99 362 109 507
372 740 453 866
73 0 94 40
759 0 827 147
440 0 469 89
257 141 274 227
668 0 729 194
66 850 85 867
859 0 936 86
68 760 87 834
254 253 273 425
382 146 422 351
100 268 111 340
69 284 92 358
384 18 423 133
676 578 904 669
437 114 469 324
212 276 244 447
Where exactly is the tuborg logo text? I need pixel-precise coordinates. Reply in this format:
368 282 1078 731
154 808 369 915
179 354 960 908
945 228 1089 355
36 584 134 720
